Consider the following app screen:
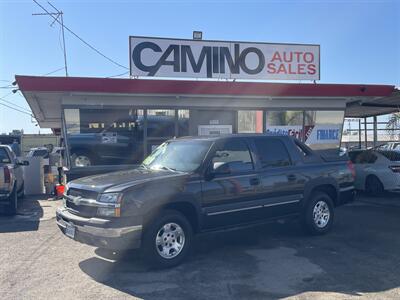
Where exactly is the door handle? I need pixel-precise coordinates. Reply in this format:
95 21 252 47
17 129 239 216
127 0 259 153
287 174 296 181
250 177 260 186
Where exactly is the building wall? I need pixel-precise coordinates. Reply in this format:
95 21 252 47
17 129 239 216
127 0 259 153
20 134 60 156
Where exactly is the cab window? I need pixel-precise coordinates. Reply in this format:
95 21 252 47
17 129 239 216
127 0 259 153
212 139 254 173
254 138 291 168
0 148 11 163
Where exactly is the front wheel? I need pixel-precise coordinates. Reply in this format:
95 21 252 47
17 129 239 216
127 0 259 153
142 210 193 268
302 192 334 235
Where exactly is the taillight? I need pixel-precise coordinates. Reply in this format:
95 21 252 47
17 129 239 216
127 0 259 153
389 166 400 173
347 161 356 178
3 166 11 183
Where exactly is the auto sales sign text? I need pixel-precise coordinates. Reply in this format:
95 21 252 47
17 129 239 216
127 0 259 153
130 37 320 80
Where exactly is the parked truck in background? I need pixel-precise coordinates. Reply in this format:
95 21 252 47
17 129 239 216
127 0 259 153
68 115 188 167
0 145 29 215
57 134 355 268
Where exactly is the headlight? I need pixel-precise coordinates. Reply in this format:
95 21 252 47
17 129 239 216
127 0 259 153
64 183 69 195
98 193 121 204
97 193 122 217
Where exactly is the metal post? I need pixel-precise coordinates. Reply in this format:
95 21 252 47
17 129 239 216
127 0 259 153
373 116 378 147
143 110 148 158
174 109 179 137
364 117 368 148
358 119 361 149
263 110 267 133
60 12 68 76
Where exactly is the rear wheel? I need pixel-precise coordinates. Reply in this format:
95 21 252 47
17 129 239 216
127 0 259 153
302 191 334 235
365 175 384 196
4 184 17 216
142 210 193 268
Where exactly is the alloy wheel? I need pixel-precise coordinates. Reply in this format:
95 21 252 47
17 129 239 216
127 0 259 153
155 222 185 259
313 200 330 228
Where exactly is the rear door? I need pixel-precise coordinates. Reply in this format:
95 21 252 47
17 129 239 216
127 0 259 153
251 137 304 218
201 138 261 228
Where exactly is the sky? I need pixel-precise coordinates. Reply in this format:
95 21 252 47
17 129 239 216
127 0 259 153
0 0 399 134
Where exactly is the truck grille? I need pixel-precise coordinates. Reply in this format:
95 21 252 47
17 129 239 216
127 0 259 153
67 188 98 200
65 200 98 217
65 188 99 217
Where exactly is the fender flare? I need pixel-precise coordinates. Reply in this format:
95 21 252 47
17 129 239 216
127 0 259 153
303 177 339 207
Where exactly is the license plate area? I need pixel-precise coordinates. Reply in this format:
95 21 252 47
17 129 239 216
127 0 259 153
65 223 76 239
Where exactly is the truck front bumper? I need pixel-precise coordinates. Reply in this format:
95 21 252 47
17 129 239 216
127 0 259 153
56 207 143 250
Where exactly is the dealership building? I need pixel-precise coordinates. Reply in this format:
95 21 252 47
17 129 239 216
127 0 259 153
15 36 399 169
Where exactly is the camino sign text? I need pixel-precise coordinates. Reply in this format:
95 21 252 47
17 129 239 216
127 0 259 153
129 36 320 80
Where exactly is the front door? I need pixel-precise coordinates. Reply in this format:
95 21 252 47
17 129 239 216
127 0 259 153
201 138 261 228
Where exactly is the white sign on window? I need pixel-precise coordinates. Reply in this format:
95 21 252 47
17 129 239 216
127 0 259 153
265 124 342 145
198 125 232 136
130 37 320 80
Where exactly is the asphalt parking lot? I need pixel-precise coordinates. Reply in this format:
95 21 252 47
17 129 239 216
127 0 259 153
1 193 400 300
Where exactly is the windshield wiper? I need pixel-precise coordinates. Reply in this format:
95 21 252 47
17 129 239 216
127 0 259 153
139 163 149 169
158 165 177 172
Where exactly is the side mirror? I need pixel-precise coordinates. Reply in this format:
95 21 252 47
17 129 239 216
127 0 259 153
18 160 29 166
205 162 234 180
212 162 231 175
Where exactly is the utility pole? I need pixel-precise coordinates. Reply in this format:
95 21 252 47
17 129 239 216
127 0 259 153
33 1 68 76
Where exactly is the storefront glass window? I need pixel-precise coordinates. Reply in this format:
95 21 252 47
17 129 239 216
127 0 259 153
265 111 304 140
178 110 190 136
304 111 344 150
64 108 143 167
238 111 263 133
145 109 176 154
64 109 80 134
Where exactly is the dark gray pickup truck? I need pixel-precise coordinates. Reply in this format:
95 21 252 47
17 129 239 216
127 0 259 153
56 134 355 268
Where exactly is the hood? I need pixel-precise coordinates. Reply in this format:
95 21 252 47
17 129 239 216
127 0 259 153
68 167 189 193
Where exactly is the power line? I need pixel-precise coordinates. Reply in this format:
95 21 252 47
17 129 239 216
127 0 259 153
33 0 129 71
0 91 14 99
0 102 33 117
42 67 65 76
0 97 32 113
107 71 129 78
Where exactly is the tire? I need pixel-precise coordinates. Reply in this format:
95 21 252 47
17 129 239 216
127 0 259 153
365 175 384 196
71 150 93 167
17 183 24 199
142 209 193 268
4 184 18 216
302 191 334 235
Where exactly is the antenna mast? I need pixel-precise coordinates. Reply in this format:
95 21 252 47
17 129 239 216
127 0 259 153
33 1 68 76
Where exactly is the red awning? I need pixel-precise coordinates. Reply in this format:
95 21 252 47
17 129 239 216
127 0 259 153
15 75 395 97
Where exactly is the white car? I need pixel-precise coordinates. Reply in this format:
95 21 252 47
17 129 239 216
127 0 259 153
350 149 400 195
376 142 400 151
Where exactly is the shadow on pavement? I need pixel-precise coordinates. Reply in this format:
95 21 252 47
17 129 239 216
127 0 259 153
79 200 400 300
357 191 400 207
0 195 44 233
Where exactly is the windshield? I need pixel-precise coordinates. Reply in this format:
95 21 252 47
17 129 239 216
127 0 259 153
142 140 212 172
